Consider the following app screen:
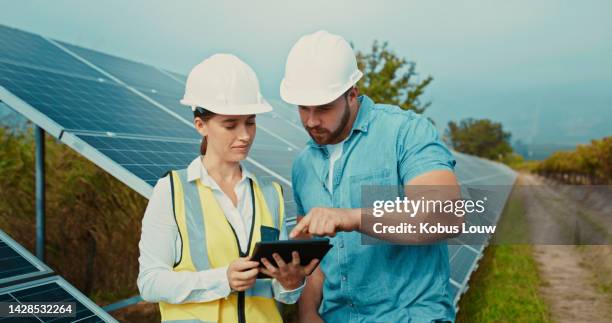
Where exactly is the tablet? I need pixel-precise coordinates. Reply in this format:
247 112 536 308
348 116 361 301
251 239 332 279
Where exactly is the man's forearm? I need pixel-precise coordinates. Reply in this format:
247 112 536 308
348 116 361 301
298 267 324 323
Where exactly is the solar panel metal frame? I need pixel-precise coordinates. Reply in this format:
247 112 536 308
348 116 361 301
0 229 53 288
0 275 118 322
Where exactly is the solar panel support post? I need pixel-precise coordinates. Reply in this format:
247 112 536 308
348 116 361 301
35 125 45 261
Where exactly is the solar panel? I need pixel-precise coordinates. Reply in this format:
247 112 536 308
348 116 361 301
448 151 517 304
0 276 118 322
0 23 517 309
0 230 53 288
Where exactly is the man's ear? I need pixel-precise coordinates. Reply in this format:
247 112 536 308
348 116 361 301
349 87 360 105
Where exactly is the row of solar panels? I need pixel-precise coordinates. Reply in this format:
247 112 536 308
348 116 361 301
0 229 117 322
0 23 516 310
448 152 516 304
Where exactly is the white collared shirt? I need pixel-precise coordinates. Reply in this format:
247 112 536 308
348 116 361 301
137 156 303 304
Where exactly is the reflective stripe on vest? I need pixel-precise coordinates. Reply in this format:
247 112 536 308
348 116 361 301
159 169 284 323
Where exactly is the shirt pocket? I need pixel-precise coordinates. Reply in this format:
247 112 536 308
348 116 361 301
349 168 395 207
349 167 392 184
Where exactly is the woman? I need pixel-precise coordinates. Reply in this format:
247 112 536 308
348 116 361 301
137 54 318 323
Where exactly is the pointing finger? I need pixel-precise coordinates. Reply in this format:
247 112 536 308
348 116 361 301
290 216 311 238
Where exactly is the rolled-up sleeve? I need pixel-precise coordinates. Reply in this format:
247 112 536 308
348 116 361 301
397 116 456 185
137 176 231 304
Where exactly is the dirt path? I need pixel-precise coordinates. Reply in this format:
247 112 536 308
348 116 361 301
518 173 612 323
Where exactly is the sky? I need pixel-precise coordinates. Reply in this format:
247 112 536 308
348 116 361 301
2 0 611 153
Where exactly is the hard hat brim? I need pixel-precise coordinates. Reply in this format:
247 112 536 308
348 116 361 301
279 70 363 106
180 99 273 115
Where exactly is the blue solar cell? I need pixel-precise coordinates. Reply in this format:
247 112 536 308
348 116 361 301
450 247 480 286
146 91 196 123
76 135 198 185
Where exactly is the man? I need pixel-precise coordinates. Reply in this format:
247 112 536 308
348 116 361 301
280 30 462 322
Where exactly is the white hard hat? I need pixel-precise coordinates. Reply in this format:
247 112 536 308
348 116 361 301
280 30 363 106
180 54 272 115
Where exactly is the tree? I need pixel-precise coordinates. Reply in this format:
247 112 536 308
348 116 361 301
355 41 433 114
446 118 513 161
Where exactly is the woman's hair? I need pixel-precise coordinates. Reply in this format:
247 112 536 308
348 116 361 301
193 107 216 155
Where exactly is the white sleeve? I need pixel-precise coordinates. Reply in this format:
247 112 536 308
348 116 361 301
137 175 232 304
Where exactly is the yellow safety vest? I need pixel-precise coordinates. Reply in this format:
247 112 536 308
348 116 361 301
159 169 284 323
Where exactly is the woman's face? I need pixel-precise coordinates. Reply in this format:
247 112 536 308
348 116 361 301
195 114 256 162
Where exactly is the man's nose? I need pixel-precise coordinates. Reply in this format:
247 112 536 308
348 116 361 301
305 110 321 128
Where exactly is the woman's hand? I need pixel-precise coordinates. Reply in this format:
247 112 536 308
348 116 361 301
227 257 260 291
260 252 319 290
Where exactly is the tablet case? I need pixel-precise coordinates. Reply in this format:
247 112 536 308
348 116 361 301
251 239 332 279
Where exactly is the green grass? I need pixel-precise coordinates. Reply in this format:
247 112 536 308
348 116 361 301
457 186 551 323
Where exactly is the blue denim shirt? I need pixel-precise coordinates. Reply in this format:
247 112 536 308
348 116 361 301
292 96 457 323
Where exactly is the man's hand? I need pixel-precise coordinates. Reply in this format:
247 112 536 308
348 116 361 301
227 257 259 291
290 207 360 238
260 251 319 290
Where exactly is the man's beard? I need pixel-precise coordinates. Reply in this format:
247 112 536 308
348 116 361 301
307 99 351 145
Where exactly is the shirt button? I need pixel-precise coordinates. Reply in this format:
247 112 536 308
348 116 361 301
339 241 344 248
341 275 347 281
